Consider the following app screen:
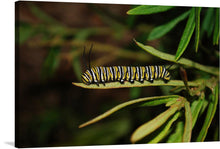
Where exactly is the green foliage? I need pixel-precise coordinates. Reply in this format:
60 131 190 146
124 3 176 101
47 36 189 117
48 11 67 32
167 121 184 143
182 101 192 142
201 8 215 38
78 95 180 128
191 93 205 128
213 9 219 45
130 101 181 143
147 10 190 41
175 8 195 61
140 97 177 107
134 40 219 76
127 5 174 15
195 7 202 52
74 5 219 144
196 84 219 141
148 112 180 143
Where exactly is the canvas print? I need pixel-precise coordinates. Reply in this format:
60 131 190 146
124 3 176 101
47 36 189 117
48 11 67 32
15 1 219 147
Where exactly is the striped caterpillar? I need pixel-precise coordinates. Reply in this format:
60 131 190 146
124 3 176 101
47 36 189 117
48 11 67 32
82 66 170 86
81 45 171 86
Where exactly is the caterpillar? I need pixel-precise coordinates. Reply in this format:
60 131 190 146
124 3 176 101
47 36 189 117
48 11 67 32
81 45 171 86
82 66 170 86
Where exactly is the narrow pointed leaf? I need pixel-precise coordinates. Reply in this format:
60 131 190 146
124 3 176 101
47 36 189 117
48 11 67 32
191 93 205 128
73 80 199 89
182 101 192 142
134 40 219 76
140 97 177 107
175 8 195 61
213 9 219 45
127 5 174 15
199 98 209 116
148 10 190 41
201 8 215 38
195 7 202 53
165 98 178 107
149 112 180 143
130 105 180 143
167 121 184 143
79 95 181 128
196 84 219 141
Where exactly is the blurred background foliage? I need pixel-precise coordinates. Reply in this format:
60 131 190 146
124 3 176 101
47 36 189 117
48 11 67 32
15 1 219 147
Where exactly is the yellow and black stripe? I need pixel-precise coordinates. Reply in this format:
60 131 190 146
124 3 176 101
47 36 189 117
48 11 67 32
81 66 171 86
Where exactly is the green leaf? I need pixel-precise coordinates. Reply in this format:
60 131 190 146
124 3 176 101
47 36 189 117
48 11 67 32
201 8 215 38
73 80 199 89
170 86 186 93
140 97 177 107
213 9 219 45
190 93 205 128
134 40 219 76
199 98 209 117
167 121 184 143
196 84 219 141
166 98 179 107
148 112 180 143
130 105 180 143
182 101 192 142
79 95 181 128
127 5 174 15
148 10 190 41
195 7 202 53
175 8 195 61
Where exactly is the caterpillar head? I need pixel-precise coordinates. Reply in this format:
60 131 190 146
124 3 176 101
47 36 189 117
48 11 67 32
81 70 92 85
163 70 171 81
